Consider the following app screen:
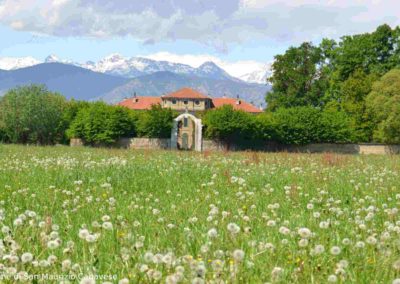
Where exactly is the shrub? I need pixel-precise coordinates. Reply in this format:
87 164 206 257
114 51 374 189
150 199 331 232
136 104 176 138
203 105 261 148
256 112 278 141
58 100 91 144
269 107 322 145
268 106 356 145
67 102 136 145
320 107 355 143
0 127 5 143
0 85 67 145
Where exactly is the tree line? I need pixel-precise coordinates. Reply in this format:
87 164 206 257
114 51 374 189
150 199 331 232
0 24 399 146
266 24 400 144
0 85 176 146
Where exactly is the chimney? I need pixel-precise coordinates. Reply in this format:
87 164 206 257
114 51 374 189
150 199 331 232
236 95 241 105
133 92 139 103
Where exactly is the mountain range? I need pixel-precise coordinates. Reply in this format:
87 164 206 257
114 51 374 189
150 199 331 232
0 55 271 106
0 54 271 83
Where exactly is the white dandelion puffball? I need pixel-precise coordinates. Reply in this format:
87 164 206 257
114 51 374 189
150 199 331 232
207 228 218 238
102 222 113 230
298 227 312 239
21 252 33 263
233 249 245 262
227 223 240 234
330 246 341 256
328 274 338 283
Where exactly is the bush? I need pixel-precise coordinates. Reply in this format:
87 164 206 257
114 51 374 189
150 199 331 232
67 102 136 145
268 106 356 145
58 100 90 144
320 107 355 143
0 127 5 143
269 107 322 145
255 112 278 141
0 85 67 145
136 104 176 138
203 105 261 148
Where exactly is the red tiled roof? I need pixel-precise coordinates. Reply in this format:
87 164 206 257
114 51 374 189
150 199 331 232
212 97 263 113
118 96 161 110
162 88 210 99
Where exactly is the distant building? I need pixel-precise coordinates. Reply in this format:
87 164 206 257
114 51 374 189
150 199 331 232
117 88 262 151
118 87 263 113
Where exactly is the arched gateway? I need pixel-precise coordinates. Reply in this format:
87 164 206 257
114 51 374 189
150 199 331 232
171 113 202 151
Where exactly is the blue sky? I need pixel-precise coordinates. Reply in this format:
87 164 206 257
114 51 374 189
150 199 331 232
0 0 399 75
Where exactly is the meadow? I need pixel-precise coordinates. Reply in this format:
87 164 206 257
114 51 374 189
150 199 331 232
0 145 399 284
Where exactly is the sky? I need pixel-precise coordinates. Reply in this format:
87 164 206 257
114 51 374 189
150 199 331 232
0 0 399 75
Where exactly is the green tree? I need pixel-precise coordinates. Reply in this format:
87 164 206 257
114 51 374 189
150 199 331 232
267 42 327 110
339 69 378 141
203 105 260 149
136 104 176 138
334 24 398 81
0 85 67 144
67 102 136 145
366 69 400 143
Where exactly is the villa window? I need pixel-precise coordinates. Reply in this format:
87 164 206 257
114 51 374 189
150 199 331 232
172 99 177 104
184 117 188 127
195 100 200 105
184 100 188 105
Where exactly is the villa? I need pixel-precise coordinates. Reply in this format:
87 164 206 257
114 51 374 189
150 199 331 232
118 88 262 151
118 87 263 114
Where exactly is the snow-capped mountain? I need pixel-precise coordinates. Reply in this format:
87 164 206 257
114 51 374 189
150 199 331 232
0 54 271 83
0 57 41 70
193 61 235 81
239 63 273 84
82 54 236 80
82 54 196 78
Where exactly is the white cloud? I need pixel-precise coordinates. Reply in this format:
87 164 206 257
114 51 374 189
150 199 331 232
0 0 399 50
0 56 41 70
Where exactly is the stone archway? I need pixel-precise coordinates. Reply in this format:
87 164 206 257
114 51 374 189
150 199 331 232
171 113 202 152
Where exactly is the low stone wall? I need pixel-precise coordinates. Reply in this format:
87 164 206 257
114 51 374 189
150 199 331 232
70 138 84 147
358 144 400 155
202 140 229 151
70 138 400 154
121 138 171 150
202 141 400 154
286 143 359 154
286 143 400 154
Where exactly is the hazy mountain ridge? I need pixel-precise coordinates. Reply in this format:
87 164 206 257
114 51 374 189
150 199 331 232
0 63 128 100
0 62 270 106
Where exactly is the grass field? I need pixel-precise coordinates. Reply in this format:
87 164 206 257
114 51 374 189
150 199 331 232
0 145 399 283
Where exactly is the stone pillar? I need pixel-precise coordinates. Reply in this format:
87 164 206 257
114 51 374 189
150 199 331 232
194 117 202 152
170 120 178 150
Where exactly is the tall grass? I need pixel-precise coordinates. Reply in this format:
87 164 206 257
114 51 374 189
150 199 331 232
0 144 399 283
